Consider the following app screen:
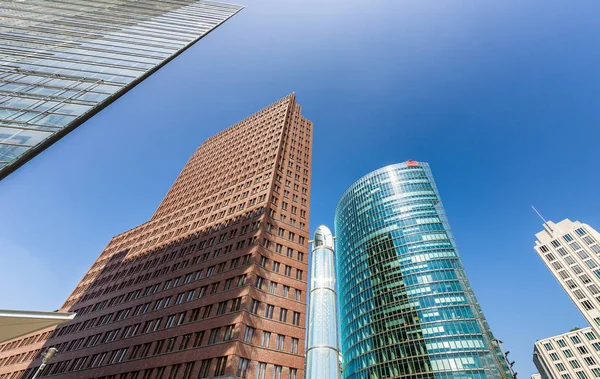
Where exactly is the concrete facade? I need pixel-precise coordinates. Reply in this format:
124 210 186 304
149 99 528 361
533 327 600 379
534 220 600 336
0 94 312 379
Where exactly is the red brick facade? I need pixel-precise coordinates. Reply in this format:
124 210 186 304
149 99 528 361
0 93 312 379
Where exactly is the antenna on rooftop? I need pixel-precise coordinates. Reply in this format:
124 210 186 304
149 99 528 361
532 206 553 232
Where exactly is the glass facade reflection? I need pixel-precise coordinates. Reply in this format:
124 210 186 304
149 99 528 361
307 225 342 379
0 0 242 179
335 162 513 379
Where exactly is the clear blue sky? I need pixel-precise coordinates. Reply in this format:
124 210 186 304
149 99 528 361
1 0 599 376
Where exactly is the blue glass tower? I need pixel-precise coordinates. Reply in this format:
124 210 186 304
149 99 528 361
334 161 513 379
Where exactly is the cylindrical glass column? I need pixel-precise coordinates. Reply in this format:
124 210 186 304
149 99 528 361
307 225 341 379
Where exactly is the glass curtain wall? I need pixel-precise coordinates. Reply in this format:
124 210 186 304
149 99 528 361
335 162 513 379
0 0 242 178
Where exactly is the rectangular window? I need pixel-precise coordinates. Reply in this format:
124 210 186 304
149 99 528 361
261 331 271 347
244 326 255 343
208 328 220 344
237 358 249 377
198 359 211 378
193 331 205 347
256 362 267 379
564 349 574 358
279 308 288 322
276 334 285 351
265 304 274 319
223 325 234 341
214 357 227 376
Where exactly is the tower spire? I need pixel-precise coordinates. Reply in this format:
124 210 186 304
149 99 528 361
532 206 553 232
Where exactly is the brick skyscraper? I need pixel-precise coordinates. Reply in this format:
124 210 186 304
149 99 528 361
0 94 312 379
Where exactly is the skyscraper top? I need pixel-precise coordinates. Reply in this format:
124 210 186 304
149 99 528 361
534 218 579 242
314 225 334 250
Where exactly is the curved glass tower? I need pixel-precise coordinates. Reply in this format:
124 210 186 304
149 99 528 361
335 161 512 379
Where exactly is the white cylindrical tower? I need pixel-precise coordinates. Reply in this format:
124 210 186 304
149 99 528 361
306 225 341 379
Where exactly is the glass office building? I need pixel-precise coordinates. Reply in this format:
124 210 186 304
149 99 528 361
0 0 242 179
335 161 513 379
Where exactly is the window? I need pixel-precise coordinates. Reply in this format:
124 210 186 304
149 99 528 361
294 290 301 301
259 256 268 268
570 360 581 369
585 357 597 366
282 286 290 297
153 339 165 355
276 334 285 351
244 326 255 343
292 312 300 326
223 325 235 341
550 353 560 360
168 364 181 379
571 336 583 344
198 359 211 378
250 299 260 314
231 297 242 312
193 331 205 347
179 334 191 350
265 304 275 319
165 337 177 353
214 357 227 376
208 328 220 344
269 282 278 294
261 331 271 347
256 276 265 290
202 305 213 319
576 372 588 379
291 338 299 354
279 308 288 322
544 342 554 350
556 363 566 371
577 346 589 355
217 301 228 315
290 368 297 379
256 362 267 379
182 362 195 379
273 365 282 379
564 349 574 358
585 331 597 340
284 266 292 276
237 358 249 377
296 270 303 280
